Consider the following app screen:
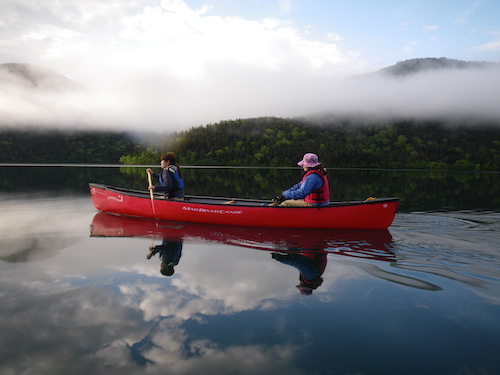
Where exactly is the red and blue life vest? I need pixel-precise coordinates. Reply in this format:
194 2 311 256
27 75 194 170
302 170 329 205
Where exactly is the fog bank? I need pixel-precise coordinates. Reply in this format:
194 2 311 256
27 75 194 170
1 65 499 132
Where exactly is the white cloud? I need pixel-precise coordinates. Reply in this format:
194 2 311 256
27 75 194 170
328 67 500 120
472 39 500 51
1 0 499 132
279 0 293 13
452 0 481 24
0 0 371 130
0 0 362 82
422 24 439 32
111 5 356 80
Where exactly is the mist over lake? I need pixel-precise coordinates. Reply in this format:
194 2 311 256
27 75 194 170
2 59 500 132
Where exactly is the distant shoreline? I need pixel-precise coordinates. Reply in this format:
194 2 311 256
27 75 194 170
1 163 497 173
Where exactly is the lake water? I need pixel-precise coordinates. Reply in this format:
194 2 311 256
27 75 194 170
0 166 499 375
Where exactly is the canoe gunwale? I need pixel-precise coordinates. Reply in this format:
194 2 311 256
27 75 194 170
89 183 399 209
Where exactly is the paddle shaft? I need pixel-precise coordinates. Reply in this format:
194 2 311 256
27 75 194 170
147 172 156 216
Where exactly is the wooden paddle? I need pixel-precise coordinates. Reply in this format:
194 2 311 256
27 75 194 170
147 171 156 216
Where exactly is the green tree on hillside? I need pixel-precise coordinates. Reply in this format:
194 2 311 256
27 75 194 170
125 117 499 171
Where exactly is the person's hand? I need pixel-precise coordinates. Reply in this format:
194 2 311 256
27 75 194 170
146 168 153 175
148 185 155 190
272 194 285 204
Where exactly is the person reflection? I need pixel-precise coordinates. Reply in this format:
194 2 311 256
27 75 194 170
272 250 327 295
147 239 183 276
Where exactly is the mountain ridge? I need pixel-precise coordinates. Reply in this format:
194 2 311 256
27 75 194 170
376 57 499 77
0 63 83 91
1 57 498 92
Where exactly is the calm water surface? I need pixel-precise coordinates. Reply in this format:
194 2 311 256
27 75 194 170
0 166 499 375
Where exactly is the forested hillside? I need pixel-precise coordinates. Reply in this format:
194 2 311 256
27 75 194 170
376 57 498 77
2 117 498 170
125 117 500 171
0 130 135 163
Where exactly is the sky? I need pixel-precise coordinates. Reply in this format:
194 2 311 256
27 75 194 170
1 0 500 131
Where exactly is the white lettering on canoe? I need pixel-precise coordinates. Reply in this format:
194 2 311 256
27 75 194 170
182 206 243 215
107 195 123 203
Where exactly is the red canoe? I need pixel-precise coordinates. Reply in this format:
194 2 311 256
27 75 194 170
89 183 398 229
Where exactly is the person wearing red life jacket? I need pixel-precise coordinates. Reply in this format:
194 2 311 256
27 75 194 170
273 153 330 207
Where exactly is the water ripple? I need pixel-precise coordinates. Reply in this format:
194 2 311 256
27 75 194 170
388 211 500 287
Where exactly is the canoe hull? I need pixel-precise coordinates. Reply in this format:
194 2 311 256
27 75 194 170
89 183 398 229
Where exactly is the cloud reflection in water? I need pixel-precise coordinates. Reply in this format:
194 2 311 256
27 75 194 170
1 201 498 374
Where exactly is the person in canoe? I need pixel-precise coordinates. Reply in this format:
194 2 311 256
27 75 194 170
146 152 185 200
273 153 330 207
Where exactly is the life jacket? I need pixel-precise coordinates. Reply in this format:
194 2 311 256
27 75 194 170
168 166 184 189
159 165 184 190
302 169 329 205
299 250 328 286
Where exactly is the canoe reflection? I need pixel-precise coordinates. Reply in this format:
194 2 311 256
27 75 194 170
90 212 442 291
90 212 395 254
90 211 395 260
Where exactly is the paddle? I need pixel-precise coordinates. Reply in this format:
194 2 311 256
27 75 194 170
147 171 156 216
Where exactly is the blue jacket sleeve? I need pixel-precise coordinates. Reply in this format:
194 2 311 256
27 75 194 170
282 173 323 200
154 170 174 192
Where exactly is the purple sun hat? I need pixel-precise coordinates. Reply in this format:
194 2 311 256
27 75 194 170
297 153 320 168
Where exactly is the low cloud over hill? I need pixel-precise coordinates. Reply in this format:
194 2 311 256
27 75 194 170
0 63 83 91
1 58 499 131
